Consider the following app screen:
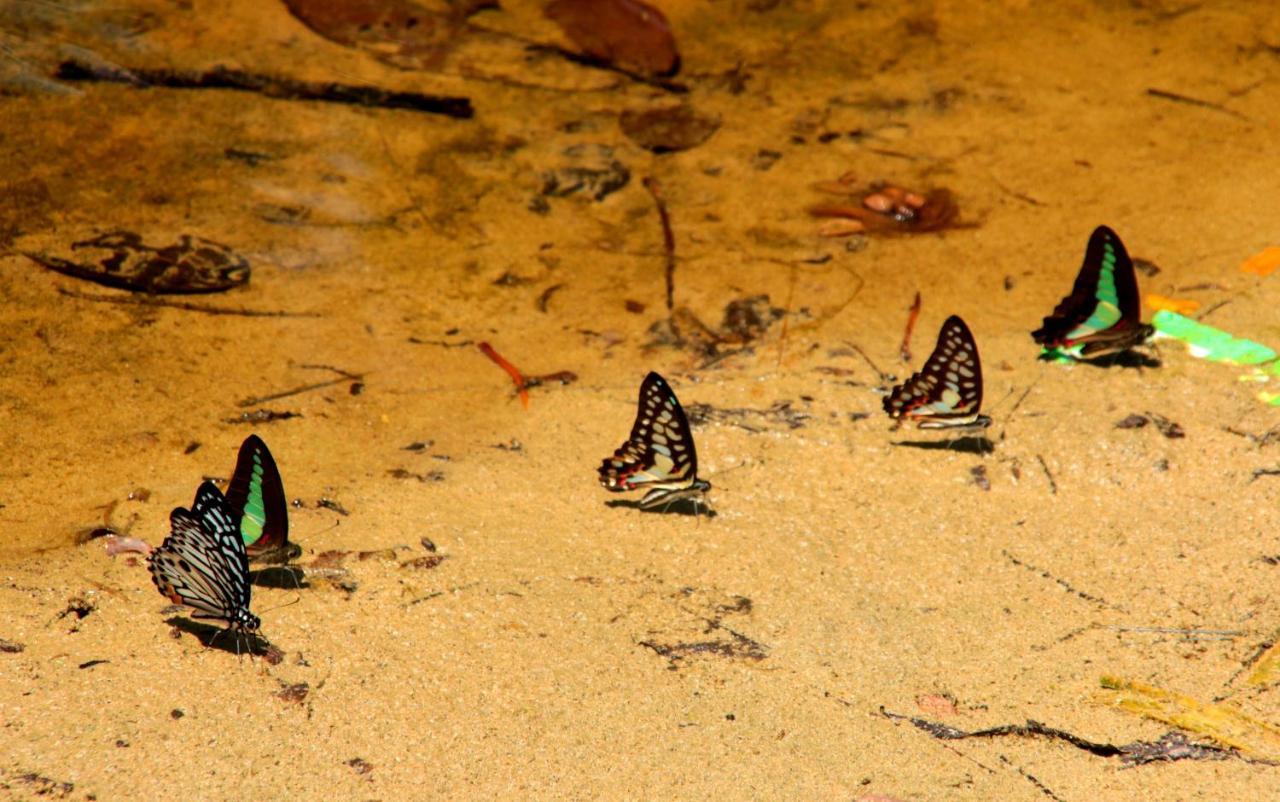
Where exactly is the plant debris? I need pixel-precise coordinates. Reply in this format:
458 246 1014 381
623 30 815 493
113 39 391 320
809 174 962 235
224 409 301 424
26 230 248 293
317 498 350 516
0 639 25 653
387 468 445 483
1115 412 1185 438
401 555 447 570
900 292 922 362
540 146 630 202
346 757 374 775
882 708 1230 765
276 681 310 704
478 341 530 408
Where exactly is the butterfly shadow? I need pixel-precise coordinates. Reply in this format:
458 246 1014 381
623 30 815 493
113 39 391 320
249 565 308 590
890 436 994 456
165 616 277 659
1037 350 1161 369
605 499 717 518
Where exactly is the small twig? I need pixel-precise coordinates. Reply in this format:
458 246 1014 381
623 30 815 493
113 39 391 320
478 341 529 409
1250 467 1280 482
1146 87 1249 121
899 291 922 363
298 363 362 380
1108 625 1242 640
643 176 677 313
844 341 891 384
1035 453 1058 495
237 375 363 408
56 59 474 118
536 283 564 313
1195 298 1232 321
57 287 318 317
1003 550 1114 609
775 263 799 369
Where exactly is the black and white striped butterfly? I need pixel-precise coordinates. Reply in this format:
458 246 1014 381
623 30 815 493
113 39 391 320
599 371 711 511
883 315 991 431
149 482 260 637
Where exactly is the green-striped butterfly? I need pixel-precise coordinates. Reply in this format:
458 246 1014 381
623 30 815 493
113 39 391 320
884 315 991 431
1032 226 1154 360
225 435 298 564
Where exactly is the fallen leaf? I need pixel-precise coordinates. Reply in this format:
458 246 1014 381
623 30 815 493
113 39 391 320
1100 675 1280 760
1241 246 1280 276
545 0 680 77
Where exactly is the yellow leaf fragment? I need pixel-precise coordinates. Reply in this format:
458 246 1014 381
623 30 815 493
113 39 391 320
1099 675 1280 760
1246 639 1280 686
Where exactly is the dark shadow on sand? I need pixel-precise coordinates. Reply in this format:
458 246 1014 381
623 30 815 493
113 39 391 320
1037 350 1161 369
605 499 717 518
165 616 276 658
249 565 308 590
891 436 994 456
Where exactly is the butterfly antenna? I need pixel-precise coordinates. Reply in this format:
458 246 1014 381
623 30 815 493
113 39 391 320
261 595 302 615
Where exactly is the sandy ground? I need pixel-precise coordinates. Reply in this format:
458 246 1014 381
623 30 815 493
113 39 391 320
2 0 1280 799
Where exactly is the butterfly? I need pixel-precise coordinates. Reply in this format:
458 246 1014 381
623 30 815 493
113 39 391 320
224 435 298 564
883 315 992 431
599 371 711 511
1032 225 1155 359
148 482 260 638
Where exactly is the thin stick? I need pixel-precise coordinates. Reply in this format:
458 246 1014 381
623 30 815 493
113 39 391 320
845 341 891 383
56 287 319 317
899 291 922 363
56 59 474 119
775 263 798 369
643 176 676 312
1035 453 1058 495
1146 88 1249 121
237 375 362 408
478 342 529 409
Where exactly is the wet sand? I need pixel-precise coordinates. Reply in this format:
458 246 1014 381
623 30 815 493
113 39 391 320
2 1 1279 799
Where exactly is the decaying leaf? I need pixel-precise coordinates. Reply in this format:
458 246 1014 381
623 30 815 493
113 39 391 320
620 104 720 153
544 0 681 77
26 231 249 294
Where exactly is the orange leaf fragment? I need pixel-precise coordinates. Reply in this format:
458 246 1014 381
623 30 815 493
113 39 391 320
1241 246 1280 276
1145 293 1200 315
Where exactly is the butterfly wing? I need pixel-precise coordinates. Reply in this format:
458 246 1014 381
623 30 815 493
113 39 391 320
224 434 292 561
599 372 700 491
149 482 254 627
1033 225 1143 348
883 315 985 426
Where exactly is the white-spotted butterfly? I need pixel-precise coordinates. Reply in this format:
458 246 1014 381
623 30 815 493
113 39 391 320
599 372 711 511
884 315 992 431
